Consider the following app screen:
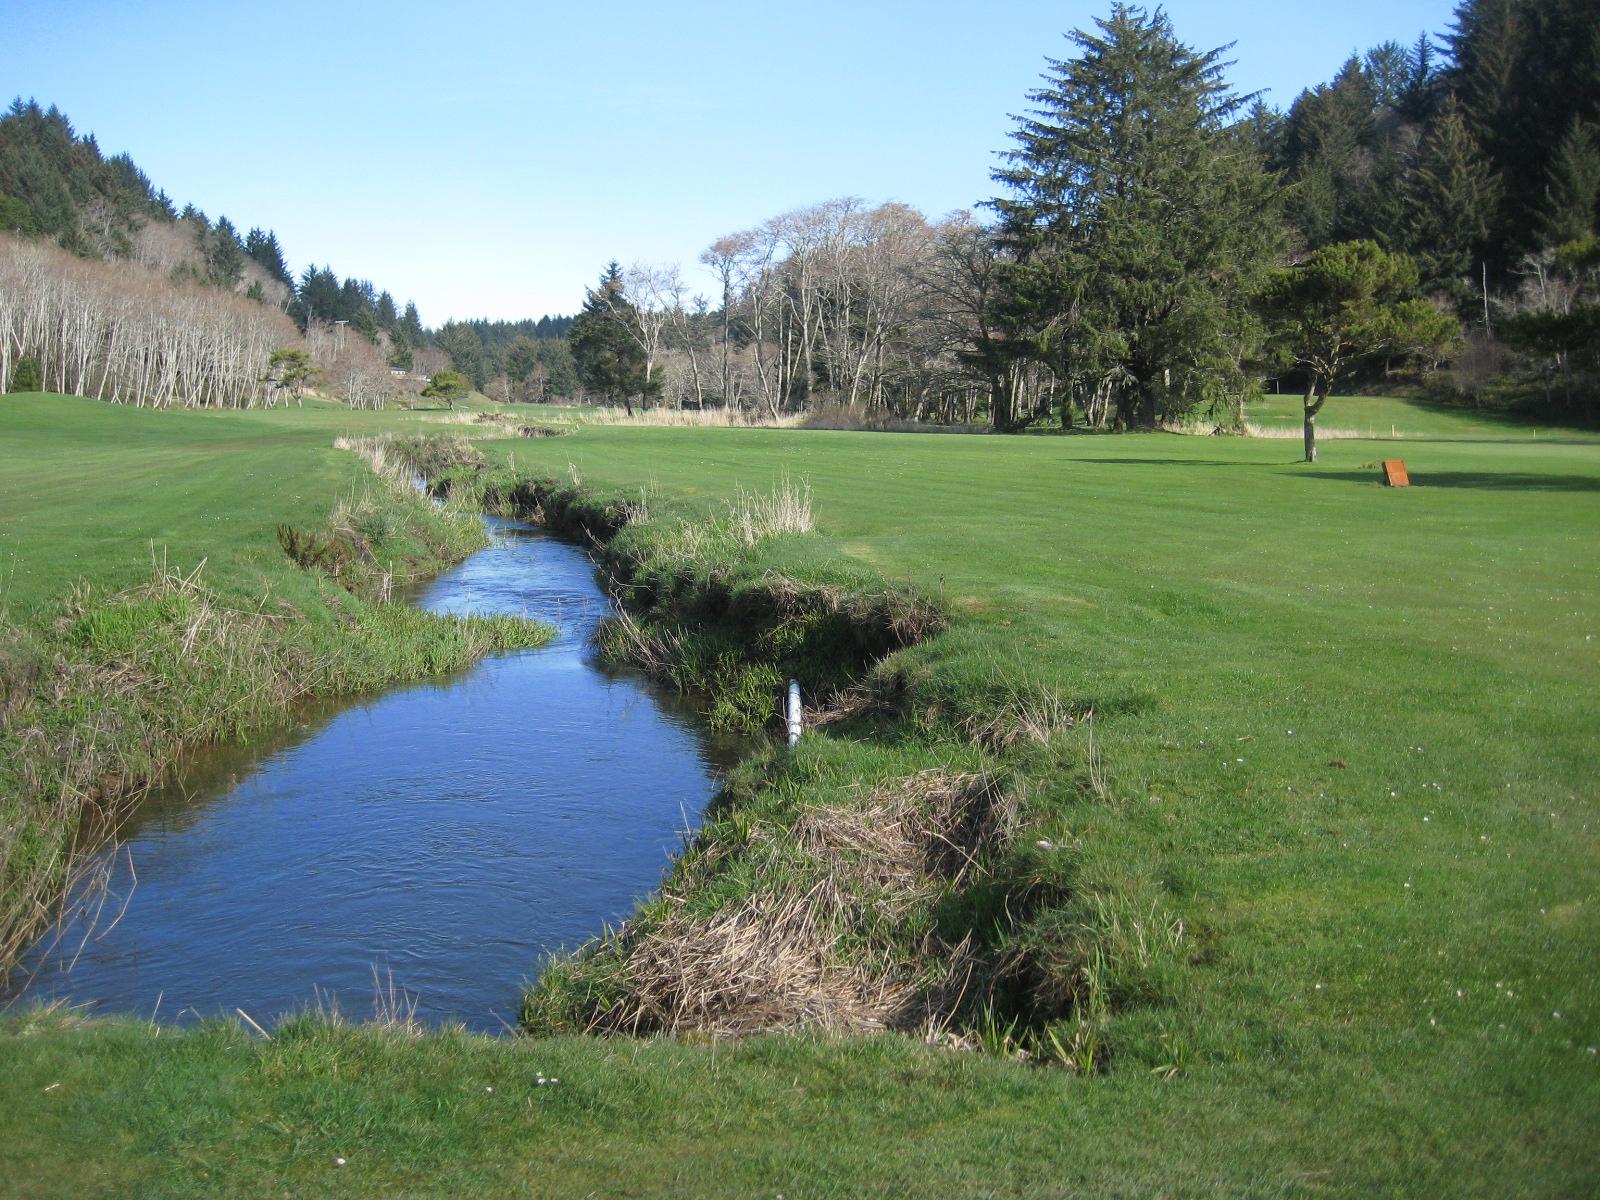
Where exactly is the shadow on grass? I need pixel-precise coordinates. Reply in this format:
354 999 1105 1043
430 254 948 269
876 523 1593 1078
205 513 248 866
1286 470 1600 491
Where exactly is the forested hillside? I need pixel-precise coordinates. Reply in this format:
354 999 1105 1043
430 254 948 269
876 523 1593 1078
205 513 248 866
0 99 574 406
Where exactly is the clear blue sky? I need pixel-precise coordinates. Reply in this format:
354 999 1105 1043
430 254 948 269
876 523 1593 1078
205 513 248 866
2 0 1457 323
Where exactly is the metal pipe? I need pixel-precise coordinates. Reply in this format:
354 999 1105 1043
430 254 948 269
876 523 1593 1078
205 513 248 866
786 679 803 748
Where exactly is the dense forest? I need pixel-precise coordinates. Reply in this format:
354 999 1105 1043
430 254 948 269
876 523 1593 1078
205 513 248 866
1 0 1596 434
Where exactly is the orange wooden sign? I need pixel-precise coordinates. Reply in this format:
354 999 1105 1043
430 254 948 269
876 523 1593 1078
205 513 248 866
1382 459 1410 487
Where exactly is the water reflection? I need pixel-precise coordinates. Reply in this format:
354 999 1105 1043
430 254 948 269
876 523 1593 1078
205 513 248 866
8 518 736 1033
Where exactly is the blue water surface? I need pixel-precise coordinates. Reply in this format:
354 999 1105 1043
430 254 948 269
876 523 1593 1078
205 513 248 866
9 518 733 1032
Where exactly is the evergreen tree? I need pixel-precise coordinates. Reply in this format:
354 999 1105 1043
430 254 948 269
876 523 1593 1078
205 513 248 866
436 320 486 387
569 262 650 413
1241 100 1286 163
1364 41 1412 110
244 227 293 288
9 355 41 392
1445 0 1600 260
1445 0 1522 150
504 336 542 388
293 265 341 327
1404 96 1501 298
1540 118 1600 246
420 369 470 410
1262 240 1457 461
991 3 1283 428
0 192 35 232
398 301 425 347
1280 57 1378 244
1352 133 1415 254
1398 33 1440 122
538 338 581 400
205 215 245 286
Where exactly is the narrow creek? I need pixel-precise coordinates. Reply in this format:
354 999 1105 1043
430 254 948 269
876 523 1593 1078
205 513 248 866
6 517 739 1033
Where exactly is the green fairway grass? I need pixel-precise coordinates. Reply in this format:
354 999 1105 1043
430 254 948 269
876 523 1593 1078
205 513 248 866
1242 391 1592 441
0 393 564 614
2 393 1597 1196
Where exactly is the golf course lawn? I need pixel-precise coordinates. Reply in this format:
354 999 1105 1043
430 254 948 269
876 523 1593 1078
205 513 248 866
1 392 1596 1197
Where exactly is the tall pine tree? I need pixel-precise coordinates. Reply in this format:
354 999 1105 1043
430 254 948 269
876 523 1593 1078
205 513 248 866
1403 96 1501 299
1446 0 1600 259
569 262 650 413
1281 57 1377 245
1540 118 1600 246
244 227 292 288
991 3 1282 428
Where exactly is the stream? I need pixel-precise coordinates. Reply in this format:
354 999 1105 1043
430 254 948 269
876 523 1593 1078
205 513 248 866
6 517 738 1033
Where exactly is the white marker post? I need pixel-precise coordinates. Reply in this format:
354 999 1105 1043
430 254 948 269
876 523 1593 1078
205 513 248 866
786 679 803 748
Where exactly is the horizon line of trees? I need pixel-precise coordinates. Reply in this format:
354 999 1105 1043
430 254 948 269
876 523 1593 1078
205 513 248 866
565 0 1598 446
0 232 297 408
0 97 577 407
3 0 1595 433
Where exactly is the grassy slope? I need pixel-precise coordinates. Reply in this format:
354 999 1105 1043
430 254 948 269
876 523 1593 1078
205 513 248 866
0 394 502 615
2 395 1597 1196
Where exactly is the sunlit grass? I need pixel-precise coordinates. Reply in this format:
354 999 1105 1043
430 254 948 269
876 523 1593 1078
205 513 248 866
0 392 1596 1196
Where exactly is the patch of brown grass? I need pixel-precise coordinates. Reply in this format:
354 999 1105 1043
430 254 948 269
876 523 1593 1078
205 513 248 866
550 772 1012 1038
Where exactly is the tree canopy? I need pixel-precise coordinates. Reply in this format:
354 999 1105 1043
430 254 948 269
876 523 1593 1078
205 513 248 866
420 369 470 409
1262 240 1457 460
569 263 652 413
991 3 1282 429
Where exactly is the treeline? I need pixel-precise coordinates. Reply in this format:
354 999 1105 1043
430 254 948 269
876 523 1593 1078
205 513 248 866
0 100 172 254
568 211 1018 423
1254 0 1599 411
0 99 431 404
1262 0 1598 277
0 232 297 408
572 0 1598 431
292 264 427 369
0 98 582 407
431 316 579 403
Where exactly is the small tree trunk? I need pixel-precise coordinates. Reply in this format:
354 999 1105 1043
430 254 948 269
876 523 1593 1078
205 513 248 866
1302 380 1318 463
989 376 1012 431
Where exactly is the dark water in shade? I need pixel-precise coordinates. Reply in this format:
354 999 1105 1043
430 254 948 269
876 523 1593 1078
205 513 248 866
6 517 739 1033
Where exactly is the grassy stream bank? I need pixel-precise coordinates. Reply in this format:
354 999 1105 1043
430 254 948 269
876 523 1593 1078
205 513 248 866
409 441 1168 1057
0 397 551 980
2 394 1596 1197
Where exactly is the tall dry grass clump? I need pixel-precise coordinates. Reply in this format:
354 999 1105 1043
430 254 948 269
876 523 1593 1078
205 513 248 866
959 672 1081 753
723 477 815 545
332 435 414 488
525 771 1010 1038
